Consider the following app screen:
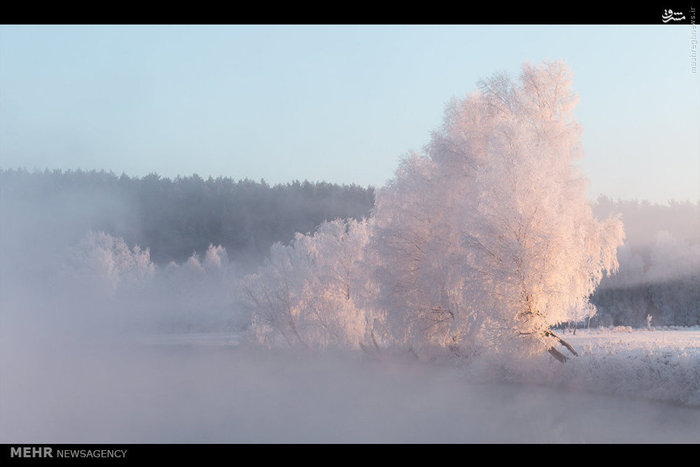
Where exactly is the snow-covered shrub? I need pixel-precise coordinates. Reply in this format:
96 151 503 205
240 218 381 350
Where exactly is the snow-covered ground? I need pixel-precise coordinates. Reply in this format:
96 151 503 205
567 326 700 353
1 327 699 443
464 327 700 410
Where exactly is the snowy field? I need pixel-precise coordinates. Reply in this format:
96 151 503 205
489 327 700 408
2 327 699 444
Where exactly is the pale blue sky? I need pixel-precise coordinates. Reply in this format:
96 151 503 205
0 25 698 202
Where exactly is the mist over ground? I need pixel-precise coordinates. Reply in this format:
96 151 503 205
2 169 697 333
3 337 699 443
1 169 698 443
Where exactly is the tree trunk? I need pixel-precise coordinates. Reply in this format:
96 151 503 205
548 346 568 363
544 330 578 363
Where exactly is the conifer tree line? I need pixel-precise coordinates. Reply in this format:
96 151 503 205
0 168 374 265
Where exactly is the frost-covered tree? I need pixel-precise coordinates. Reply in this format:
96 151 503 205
67 230 154 296
372 61 625 360
370 153 471 353
240 218 380 349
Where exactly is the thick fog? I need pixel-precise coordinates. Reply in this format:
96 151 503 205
0 169 379 442
3 342 700 443
0 169 376 333
1 169 699 443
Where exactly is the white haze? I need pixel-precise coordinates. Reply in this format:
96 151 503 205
3 337 700 443
1 62 699 444
2 185 699 443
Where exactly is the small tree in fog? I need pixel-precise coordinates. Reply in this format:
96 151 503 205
68 231 154 296
372 61 625 360
240 218 379 349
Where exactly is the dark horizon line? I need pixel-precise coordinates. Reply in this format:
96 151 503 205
0 166 380 189
2 166 699 205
